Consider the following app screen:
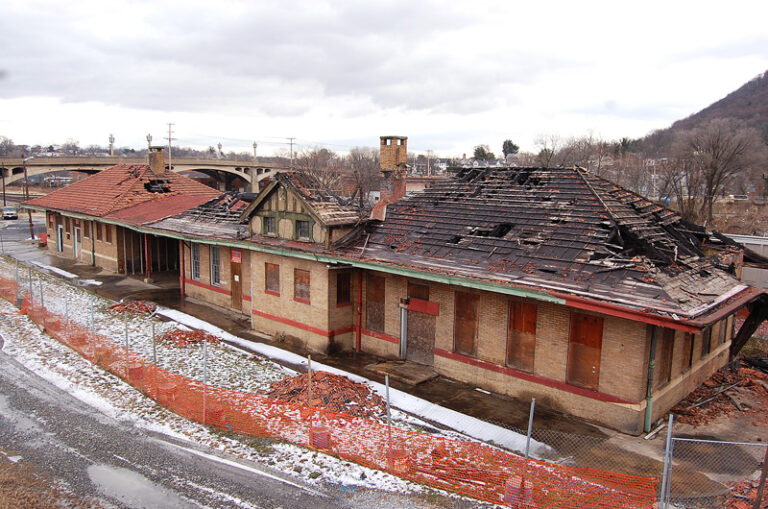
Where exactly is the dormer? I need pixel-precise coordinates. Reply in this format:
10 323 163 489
239 172 361 247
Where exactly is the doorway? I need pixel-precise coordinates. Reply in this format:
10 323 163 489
73 227 81 259
230 249 242 311
56 224 64 252
405 282 436 365
567 312 604 390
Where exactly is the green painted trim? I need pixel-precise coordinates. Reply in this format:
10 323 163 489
24 207 563 305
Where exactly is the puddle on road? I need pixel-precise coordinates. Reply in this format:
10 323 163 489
88 464 199 509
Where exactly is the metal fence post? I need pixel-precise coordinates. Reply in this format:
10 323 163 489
152 321 156 364
659 414 674 509
90 301 95 331
525 398 536 459
385 374 391 427
28 267 32 299
203 335 207 425
754 445 768 509
123 310 128 349
64 294 69 331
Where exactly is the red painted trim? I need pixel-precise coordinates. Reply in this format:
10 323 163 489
243 295 252 302
434 348 636 405
361 328 400 344
265 289 280 297
185 278 232 296
407 298 439 316
562 295 701 333
336 301 352 308
251 308 351 337
293 297 310 305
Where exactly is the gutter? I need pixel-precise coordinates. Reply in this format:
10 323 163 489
24 204 759 327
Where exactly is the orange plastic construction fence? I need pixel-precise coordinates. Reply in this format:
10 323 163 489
3 275 657 508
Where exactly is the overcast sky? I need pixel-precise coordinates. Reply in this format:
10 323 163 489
2 0 767 156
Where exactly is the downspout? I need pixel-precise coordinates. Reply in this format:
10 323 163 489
355 269 363 352
179 239 186 297
644 325 659 433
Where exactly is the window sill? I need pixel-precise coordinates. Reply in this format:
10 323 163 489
294 297 310 305
265 289 280 297
336 302 352 308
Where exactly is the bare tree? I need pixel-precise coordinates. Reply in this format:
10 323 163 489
294 147 345 190
676 118 765 224
347 146 379 200
534 134 562 167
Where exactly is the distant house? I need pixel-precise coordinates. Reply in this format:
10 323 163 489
22 137 766 434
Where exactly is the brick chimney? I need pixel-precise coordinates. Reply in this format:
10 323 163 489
148 146 166 175
371 135 407 221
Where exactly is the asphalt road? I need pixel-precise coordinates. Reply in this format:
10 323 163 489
0 330 364 509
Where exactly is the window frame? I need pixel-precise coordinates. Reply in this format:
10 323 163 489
210 245 221 286
295 219 311 241
95 223 103 242
293 268 311 304
263 216 277 236
453 291 479 357
265 262 280 296
336 271 351 307
506 300 537 372
190 243 200 281
104 224 112 244
365 274 386 332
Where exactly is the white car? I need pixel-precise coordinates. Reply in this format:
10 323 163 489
2 206 18 220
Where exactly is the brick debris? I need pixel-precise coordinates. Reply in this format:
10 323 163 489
107 300 157 315
157 329 220 348
262 371 386 420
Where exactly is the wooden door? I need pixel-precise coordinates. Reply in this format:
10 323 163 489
567 313 603 390
230 249 242 311
406 283 436 366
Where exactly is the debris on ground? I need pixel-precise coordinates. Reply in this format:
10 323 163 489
157 329 220 348
107 301 156 315
724 479 768 508
263 371 386 420
672 360 768 427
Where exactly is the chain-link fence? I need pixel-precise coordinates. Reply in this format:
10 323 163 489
659 417 768 508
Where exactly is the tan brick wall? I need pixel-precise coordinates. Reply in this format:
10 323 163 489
249 250 332 352
599 316 649 401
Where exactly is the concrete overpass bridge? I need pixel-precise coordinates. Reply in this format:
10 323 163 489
0 157 288 190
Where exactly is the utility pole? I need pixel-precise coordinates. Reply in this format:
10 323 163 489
22 157 34 240
165 123 175 172
287 137 295 170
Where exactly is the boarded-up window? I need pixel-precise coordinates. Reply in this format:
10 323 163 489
507 301 537 372
336 271 351 305
96 223 103 242
83 221 90 238
48 213 54 227
105 224 112 243
567 313 603 390
701 327 713 357
366 274 385 332
407 282 429 301
681 332 694 372
294 268 310 303
454 292 479 356
65 217 71 233
718 317 728 345
655 328 675 389
265 263 280 295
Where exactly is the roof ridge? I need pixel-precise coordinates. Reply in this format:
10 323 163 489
101 165 150 215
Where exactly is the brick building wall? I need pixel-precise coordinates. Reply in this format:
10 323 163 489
182 242 252 314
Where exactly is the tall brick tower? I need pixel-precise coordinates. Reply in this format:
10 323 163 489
378 136 408 208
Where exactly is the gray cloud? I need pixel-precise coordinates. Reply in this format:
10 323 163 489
0 1 558 116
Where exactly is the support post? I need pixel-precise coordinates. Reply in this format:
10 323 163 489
659 414 674 509
307 355 313 407
123 310 128 349
645 325 658 432
525 398 535 459
754 445 768 509
152 321 156 364
356 270 362 352
203 334 207 426
179 240 185 297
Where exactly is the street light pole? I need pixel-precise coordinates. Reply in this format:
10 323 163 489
23 157 34 241
1 160 6 206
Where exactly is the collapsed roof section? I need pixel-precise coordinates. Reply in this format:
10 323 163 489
358 166 751 322
239 172 363 227
149 192 254 240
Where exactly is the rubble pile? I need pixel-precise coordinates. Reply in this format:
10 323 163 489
107 301 157 315
263 371 386 420
157 329 221 348
672 361 768 427
724 479 768 509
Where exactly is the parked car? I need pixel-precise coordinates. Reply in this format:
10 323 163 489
2 206 18 220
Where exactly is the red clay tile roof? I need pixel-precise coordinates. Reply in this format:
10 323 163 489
23 163 221 217
105 194 219 226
